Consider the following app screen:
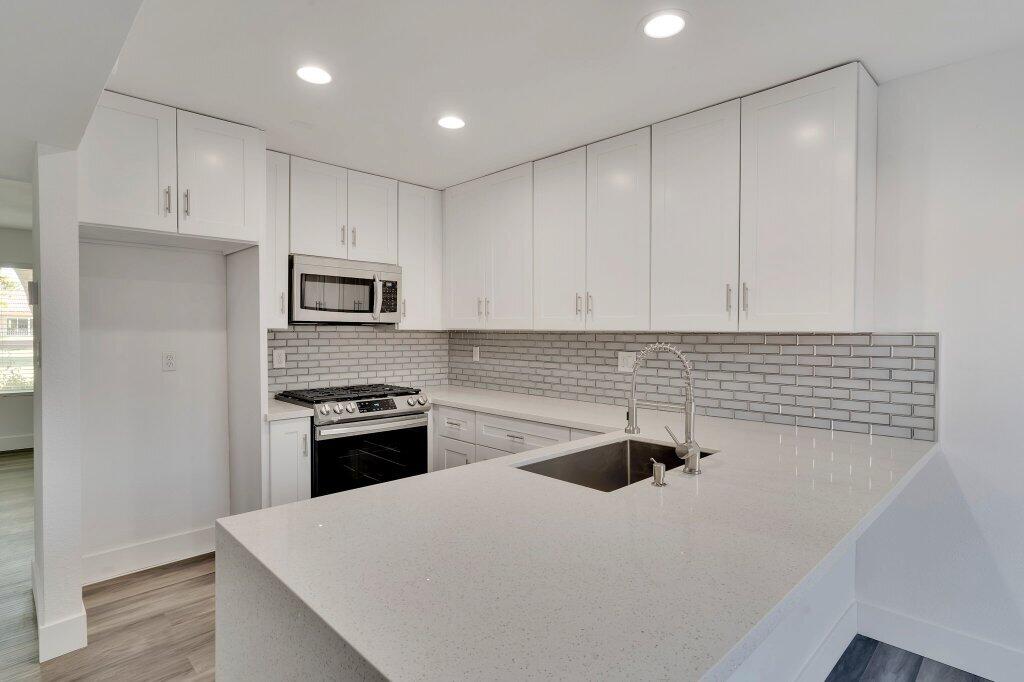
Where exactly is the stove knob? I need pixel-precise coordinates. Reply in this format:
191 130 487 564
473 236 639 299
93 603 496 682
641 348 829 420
332 403 344 414
318 405 330 416
407 398 416 407
417 396 428 406
346 403 356 413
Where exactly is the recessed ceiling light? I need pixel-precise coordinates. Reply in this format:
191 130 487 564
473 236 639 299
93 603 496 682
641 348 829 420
296 65 332 85
642 10 687 39
437 115 465 130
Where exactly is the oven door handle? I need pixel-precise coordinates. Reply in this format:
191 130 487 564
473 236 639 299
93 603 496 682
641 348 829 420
316 414 428 440
372 275 383 321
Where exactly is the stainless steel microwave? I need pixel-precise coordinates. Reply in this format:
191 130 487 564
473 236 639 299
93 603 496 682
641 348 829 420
290 255 401 325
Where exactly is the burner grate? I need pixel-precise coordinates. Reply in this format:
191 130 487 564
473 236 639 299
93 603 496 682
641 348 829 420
277 383 419 404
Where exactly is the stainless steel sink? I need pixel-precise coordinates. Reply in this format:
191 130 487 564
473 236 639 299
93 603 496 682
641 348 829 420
517 439 716 492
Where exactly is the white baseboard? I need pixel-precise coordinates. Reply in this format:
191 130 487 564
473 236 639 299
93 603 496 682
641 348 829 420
32 560 88 662
0 433 33 452
797 602 858 682
858 601 1024 682
82 526 214 585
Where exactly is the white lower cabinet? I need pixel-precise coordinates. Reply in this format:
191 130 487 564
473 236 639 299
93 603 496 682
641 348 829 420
474 444 510 462
269 417 311 507
436 435 474 470
475 413 570 454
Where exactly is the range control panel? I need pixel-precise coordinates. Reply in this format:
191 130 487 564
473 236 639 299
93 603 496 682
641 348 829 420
357 398 397 414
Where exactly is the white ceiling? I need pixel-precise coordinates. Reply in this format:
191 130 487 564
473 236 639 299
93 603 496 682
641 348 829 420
0 179 33 231
0 0 143 181
106 0 1024 188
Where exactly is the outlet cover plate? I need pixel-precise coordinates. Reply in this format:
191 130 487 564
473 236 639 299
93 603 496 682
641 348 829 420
162 352 176 372
272 349 287 369
618 351 636 373
473 347 480 362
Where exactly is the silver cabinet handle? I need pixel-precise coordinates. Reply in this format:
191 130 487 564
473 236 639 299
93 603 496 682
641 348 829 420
402 299 407 318
183 189 191 217
280 292 286 314
164 186 172 214
340 225 347 245
444 419 462 429
477 298 483 317
742 282 749 312
301 433 308 457
484 298 490 317
726 284 732 313
351 227 357 247
575 293 582 316
506 433 525 442
587 293 593 315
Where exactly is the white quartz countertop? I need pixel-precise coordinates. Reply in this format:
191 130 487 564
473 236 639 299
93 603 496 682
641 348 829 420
224 386 935 680
266 394 313 421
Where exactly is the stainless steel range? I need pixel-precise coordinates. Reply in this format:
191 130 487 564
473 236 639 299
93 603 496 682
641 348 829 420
275 384 431 496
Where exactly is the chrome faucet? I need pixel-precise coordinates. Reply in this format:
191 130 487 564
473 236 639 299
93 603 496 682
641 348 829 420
625 343 702 475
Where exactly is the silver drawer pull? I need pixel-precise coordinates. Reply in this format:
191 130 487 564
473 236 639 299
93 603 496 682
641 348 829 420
506 433 525 441
445 420 462 429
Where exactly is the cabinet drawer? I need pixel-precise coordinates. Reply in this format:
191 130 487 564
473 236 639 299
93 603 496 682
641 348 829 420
571 428 603 440
475 444 511 462
475 413 570 454
436 406 476 443
436 435 475 469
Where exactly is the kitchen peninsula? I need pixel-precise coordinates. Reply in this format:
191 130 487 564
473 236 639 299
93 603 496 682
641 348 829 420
217 387 935 681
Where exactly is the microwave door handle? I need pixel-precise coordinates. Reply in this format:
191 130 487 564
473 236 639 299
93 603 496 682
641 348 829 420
372 276 383 321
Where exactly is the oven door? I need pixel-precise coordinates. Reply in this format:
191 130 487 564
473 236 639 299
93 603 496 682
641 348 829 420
312 414 429 496
290 256 401 324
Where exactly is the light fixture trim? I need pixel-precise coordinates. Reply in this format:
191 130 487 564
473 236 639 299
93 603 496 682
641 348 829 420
437 115 466 130
296 65 332 85
641 9 688 39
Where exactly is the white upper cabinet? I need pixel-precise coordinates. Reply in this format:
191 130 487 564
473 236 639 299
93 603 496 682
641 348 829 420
586 128 651 331
443 163 533 329
483 164 533 329
347 171 398 264
533 148 587 330
78 91 178 233
290 158 348 259
397 182 443 330
651 100 741 331
443 179 487 329
264 151 290 330
739 63 876 331
176 110 265 242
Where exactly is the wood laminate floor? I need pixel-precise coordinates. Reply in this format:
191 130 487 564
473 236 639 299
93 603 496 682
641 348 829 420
0 450 215 681
828 634 991 682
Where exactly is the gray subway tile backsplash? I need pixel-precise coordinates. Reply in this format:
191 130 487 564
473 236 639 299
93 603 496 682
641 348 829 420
267 328 937 442
447 331 938 442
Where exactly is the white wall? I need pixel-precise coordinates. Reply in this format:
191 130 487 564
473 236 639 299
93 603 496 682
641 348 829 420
0 393 32 451
858 46 1024 679
0 225 33 265
33 145 85 660
79 241 229 583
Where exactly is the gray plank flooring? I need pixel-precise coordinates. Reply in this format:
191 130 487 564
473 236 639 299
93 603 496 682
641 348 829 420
0 450 215 680
828 634 991 681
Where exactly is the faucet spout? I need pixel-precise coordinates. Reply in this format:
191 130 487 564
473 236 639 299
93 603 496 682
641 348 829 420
624 343 701 474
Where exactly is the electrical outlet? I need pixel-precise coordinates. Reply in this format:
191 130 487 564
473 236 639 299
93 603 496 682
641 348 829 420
472 346 480 362
162 352 176 372
617 351 636 373
272 348 287 369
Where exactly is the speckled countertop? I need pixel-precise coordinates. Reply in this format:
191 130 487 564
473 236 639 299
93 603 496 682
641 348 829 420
222 386 935 680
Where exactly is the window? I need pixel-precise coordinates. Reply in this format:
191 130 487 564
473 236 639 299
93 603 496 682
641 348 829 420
0 267 33 393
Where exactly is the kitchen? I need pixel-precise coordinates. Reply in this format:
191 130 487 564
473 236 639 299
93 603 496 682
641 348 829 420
3 1 1023 680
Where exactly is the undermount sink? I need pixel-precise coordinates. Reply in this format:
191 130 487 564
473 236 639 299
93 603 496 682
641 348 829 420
517 438 716 492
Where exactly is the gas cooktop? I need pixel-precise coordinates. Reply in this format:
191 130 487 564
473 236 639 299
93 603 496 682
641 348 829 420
276 384 429 425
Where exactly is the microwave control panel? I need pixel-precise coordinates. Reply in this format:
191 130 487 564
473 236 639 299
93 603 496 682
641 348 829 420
381 280 398 313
